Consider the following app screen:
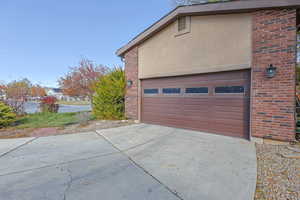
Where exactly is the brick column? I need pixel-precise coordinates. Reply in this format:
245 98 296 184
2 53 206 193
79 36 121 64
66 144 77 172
124 47 138 120
251 9 297 141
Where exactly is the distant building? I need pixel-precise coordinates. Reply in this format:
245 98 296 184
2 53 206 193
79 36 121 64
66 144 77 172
45 88 64 100
45 88 87 101
0 88 6 100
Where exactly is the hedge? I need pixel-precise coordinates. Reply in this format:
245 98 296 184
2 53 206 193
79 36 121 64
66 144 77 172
0 102 16 128
92 67 126 120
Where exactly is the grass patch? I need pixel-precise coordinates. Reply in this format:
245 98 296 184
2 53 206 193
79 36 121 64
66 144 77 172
14 112 91 129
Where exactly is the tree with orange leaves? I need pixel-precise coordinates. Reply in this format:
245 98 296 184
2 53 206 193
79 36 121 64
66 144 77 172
0 84 6 100
58 58 108 100
31 85 46 97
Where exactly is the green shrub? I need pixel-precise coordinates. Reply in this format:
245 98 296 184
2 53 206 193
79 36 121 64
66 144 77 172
0 102 16 128
93 67 126 120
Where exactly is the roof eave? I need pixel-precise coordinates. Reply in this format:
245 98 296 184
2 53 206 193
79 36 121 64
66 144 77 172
116 0 300 57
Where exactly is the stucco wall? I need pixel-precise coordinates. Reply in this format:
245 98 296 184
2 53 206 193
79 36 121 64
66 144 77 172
138 13 252 79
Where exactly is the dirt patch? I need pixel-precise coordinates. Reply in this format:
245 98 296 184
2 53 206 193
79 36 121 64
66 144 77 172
255 143 300 200
0 120 135 138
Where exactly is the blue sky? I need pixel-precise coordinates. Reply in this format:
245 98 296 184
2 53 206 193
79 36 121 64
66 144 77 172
0 0 172 87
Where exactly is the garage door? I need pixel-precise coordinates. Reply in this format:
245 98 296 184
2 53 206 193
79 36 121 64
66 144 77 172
141 70 251 139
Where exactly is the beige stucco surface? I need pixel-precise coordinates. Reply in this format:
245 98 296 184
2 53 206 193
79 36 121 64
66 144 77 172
138 13 252 79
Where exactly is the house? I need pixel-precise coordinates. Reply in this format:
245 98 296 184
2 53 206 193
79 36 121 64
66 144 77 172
45 88 64 100
45 88 88 102
0 87 6 100
117 0 300 142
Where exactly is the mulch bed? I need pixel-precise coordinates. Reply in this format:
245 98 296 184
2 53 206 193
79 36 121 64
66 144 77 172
255 143 300 200
0 120 134 138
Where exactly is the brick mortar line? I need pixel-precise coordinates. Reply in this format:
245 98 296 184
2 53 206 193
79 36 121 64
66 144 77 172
95 131 185 200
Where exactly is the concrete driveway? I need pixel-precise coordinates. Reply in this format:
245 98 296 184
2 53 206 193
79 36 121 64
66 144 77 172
0 124 257 200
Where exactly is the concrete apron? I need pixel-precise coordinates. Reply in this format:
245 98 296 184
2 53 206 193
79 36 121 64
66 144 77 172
0 132 178 200
0 124 257 200
0 137 36 157
97 124 257 200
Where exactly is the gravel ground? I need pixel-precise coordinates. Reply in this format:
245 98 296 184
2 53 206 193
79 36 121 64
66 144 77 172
255 143 300 200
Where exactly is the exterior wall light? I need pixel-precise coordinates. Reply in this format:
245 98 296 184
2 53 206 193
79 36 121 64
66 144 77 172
127 80 133 88
266 64 277 78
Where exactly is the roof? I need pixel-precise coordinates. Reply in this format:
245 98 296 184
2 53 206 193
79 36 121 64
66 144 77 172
46 88 62 93
116 0 300 57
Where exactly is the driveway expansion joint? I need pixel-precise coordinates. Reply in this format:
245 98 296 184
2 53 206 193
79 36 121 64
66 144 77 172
95 130 174 154
0 137 38 158
0 151 122 177
95 131 185 200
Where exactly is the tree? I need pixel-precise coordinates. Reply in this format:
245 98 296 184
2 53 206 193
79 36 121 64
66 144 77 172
5 79 32 114
0 84 6 101
31 85 46 97
0 102 16 128
0 84 5 90
172 0 232 6
93 67 126 120
59 58 108 100
0 84 6 93
5 79 31 100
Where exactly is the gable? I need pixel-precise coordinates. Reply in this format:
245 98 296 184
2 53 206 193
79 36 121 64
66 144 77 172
138 13 252 79
117 0 300 56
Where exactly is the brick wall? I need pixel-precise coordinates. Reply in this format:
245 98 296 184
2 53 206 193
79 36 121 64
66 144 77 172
251 9 297 141
124 47 139 120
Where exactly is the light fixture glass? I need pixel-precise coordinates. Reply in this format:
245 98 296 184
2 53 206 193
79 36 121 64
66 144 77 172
127 80 133 87
266 64 277 78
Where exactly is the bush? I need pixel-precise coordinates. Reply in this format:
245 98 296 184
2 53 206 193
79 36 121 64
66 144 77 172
40 96 59 113
0 102 16 128
75 112 92 126
4 99 26 115
93 67 126 120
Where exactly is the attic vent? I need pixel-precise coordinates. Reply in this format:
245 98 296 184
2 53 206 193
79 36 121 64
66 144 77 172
175 16 190 37
178 16 186 31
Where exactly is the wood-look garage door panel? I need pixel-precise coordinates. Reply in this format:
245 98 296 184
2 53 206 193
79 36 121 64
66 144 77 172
183 105 211 112
182 111 211 118
142 98 183 105
213 118 246 127
213 99 246 106
141 70 251 139
143 103 183 111
211 126 245 135
214 106 246 112
213 112 245 120
143 105 183 112
212 125 245 136
142 117 186 127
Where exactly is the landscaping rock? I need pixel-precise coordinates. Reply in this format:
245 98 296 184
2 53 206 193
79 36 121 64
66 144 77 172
280 153 300 159
287 146 300 153
255 143 300 200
